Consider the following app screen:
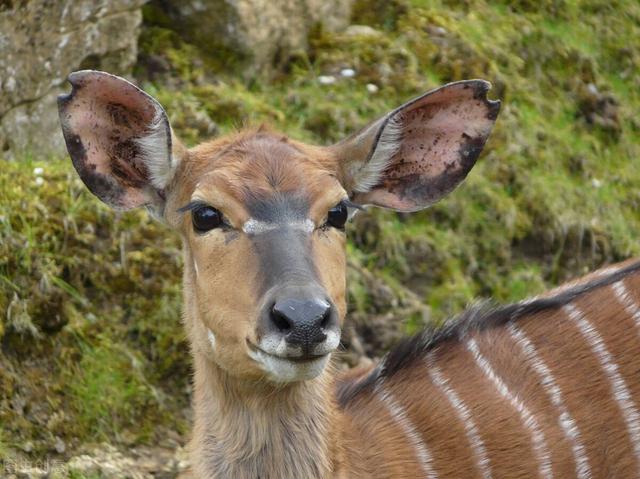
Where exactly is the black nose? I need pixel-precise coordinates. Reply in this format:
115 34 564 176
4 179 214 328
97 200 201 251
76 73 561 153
270 298 333 353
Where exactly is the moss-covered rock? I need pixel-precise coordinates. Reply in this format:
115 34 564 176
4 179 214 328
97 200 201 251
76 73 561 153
142 0 354 78
0 0 146 160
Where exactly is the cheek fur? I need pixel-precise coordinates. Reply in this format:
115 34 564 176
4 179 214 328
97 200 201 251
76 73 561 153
190 233 263 341
312 230 347 315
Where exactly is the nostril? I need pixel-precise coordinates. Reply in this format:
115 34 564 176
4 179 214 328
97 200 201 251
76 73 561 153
319 306 332 329
269 298 335 346
271 305 292 332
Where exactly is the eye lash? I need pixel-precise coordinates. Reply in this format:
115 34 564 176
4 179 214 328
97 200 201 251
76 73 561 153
177 201 208 214
343 199 364 210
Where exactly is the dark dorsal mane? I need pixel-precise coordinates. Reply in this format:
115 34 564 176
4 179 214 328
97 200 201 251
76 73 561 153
337 260 640 407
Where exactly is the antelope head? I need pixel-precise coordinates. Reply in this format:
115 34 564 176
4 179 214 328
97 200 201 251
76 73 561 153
58 71 499 384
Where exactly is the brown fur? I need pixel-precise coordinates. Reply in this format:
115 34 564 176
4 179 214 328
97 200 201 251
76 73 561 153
61 73 639 477
336 264 640 478
164 131 348 478
171 130 640 478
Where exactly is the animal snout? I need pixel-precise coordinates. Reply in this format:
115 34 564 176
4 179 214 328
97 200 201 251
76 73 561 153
264 296 339 357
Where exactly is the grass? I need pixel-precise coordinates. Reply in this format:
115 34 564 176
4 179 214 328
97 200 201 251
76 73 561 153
2 0 640 461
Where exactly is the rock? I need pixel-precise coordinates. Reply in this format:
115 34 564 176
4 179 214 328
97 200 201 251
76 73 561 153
53 436 66 455
344 24 383 37
66 443 190 478
147 0 354 77
0 0 146 160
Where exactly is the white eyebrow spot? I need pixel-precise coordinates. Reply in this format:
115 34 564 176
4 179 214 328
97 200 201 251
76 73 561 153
242 218 315 235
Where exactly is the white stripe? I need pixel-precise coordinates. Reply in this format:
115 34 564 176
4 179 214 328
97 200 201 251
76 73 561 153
564 303 640 470
466 338 553 479
242 218 315 235
426 354 492 479
375 384 438 479
507 323 591 479
612 280 640 331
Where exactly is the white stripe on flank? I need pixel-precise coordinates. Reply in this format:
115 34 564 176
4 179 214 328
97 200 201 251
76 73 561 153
426 354 492 479
466 338 553 479
507 323 591 479
564 303 640 470
612 280 640 332
375 384 438 479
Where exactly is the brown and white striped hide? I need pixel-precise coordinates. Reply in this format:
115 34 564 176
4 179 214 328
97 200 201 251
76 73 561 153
337 259 640 478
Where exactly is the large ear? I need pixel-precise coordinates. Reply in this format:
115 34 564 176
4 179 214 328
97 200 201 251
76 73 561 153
332 80 500 212
58 70 181 212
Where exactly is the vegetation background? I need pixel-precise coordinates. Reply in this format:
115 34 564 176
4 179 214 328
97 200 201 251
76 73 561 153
1 0 639 476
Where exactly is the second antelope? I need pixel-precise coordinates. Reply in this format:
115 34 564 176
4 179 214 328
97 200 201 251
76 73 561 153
59 70 640 478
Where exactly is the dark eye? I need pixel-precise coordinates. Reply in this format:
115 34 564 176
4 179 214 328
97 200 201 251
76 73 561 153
192 205 223 232
327 201 348 229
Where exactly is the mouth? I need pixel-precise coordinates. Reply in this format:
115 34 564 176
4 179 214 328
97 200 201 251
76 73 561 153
246 340 327 363
246 340 331 382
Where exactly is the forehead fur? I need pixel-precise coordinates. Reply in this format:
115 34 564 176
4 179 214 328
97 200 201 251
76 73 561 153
177 127 340 205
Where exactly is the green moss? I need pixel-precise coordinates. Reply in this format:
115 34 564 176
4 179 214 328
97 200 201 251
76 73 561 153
0 159 188 456
0 429 8 460
67 339 160 441
351 0 409 30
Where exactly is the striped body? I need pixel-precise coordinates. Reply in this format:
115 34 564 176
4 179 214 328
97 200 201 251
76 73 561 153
337 261 640 478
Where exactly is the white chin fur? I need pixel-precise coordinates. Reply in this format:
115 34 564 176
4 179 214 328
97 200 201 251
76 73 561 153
248 348 330 383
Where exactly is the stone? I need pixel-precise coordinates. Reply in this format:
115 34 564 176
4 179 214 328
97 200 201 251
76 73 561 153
0 0 146 160
148 0 354 77
344 24 382 37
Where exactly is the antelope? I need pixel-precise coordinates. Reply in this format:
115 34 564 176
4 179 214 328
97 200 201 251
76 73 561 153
58 70 640 479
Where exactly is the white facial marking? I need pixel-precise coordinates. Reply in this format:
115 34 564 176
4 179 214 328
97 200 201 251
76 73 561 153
260 334 297 357
426 354 492 479
207 329 216 351
564 303 640 469
467 338 553 479
193 257 199 278
375 383 438 479
242 218 315 235
612 280 640 332
507 323 591 479
248 347 329 382
323 330 341 353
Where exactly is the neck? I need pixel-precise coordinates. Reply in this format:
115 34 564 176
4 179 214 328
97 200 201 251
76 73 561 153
190 352 343 479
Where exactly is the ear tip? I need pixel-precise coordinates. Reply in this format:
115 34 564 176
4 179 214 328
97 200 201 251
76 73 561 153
67 70 93 88
487 99 501 121
464 79 492 97
67 69 111 85
58 72 89 115
462 79 501 121
57 90 71 104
